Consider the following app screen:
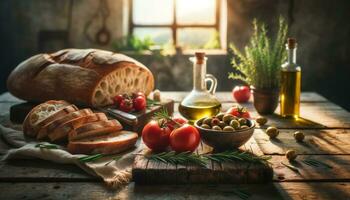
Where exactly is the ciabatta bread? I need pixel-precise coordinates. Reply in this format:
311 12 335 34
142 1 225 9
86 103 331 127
67 131 138 155
48 112 108 142
23 101 77 137
36 108 93 140
7 49 154 107
69 119 123 141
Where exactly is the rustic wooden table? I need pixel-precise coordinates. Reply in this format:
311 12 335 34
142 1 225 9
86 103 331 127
1 92 350 200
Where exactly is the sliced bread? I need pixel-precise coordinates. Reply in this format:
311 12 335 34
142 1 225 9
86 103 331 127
69 119 123 141
67 131 138 155
48 112 108 142
23 100 72 137
36 108 93 140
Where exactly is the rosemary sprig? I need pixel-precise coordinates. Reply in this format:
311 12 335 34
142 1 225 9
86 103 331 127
302 159 333 169
152 108 181 128
145 151 207 167
104 156 122 166
78 154 104 163
281 161 299 173
35 143 59 149
203 151 271 165
146 98 161 108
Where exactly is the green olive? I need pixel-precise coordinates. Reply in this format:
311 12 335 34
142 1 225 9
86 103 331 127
218 121 226 128
212 125 222 131
223 114 234 124
294 131 305 142
216 113 225 121
238 118 247 125
256 116 268 126
266 126 279 138
240 125 249 130
201 124 211 129
229 120 240 129
285 150 298 161
203 117 212 125
223 126 234 132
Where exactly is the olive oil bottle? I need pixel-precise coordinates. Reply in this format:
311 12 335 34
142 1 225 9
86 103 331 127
179 52 221 123
280 38 301 118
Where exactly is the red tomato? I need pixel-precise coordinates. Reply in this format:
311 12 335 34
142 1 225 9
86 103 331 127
226 106 251 118
142 120 171 151
119 99 133 113
167 117 188 131
132 92 146 99
232 86 251 103
170 124 200 152
112 94 124 107
133 96 146 111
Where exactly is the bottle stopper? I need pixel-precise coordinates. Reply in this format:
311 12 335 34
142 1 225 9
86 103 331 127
195 52 205 64
287 38 297 49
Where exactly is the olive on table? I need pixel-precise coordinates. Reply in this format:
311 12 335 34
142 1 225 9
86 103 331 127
216 113 225 121
201 124 211 129
238 118 247 125
223 114 234 124
294 131 305 142
230 120 240 129
286 150 298 161
256 116 268 126
223 126 234 132
212 125 222 131
266 126 279 138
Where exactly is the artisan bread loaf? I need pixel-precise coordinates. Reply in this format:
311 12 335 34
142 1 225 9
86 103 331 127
23 100 77 137
69 119 123 141
67 131 138 155
48 112 108 142
7 49 154 107
36 108 93 140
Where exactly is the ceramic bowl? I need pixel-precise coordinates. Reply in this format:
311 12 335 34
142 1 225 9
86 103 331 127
194 118 255 150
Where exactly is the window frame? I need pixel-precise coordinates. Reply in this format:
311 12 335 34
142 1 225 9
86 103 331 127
128 0 221 48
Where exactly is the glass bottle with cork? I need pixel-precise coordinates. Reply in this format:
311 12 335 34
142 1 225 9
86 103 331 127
280 38 301 118
179 52 221 123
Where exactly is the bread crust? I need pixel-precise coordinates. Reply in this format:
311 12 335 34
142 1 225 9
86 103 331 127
67 131 138 155
7 49 154 107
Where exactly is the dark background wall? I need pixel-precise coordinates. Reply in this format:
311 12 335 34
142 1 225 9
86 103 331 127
0 0 349 111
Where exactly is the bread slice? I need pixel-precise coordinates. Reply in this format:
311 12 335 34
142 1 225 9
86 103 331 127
67 131 138 155
36 108 93 140
48 112 108 142
69 119 123 141
23 100 74 137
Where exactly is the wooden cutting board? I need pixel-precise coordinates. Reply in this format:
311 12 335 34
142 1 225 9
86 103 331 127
9 99 174 134
132 137 273 184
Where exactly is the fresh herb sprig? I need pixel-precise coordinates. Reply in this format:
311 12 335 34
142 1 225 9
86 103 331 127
203 151 271 165
146 98 161 108
146 151 206 167
78 154 105 163
302 159 333 169
153 108 181 128
35 143 59 149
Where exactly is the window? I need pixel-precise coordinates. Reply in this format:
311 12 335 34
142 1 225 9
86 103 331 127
129 0 225 50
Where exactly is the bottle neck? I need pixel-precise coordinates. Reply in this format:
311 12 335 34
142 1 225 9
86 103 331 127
287 48 297 64
192 58 207 91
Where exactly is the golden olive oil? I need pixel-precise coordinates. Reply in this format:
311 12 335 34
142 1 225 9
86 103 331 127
280 70 301 118
280 38 301 119
179 102 221 123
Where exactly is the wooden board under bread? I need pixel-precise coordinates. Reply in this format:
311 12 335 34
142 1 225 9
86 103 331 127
132 137 273 184
9 99 174 134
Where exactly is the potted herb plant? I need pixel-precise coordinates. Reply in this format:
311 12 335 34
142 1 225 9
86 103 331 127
228 17 288 114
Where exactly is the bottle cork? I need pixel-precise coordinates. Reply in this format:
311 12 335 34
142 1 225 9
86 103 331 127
287 38 297 49
195 52 205 64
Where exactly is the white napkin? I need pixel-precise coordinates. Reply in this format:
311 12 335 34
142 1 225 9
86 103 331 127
0 125 141 188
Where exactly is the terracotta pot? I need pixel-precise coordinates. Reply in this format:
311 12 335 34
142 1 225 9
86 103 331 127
252 88 279 115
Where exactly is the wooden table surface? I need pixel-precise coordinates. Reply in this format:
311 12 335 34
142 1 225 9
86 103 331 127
1 92 350 200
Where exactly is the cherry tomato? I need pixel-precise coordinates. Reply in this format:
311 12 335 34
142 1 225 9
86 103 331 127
169 124 200 152
232 86 251 103
112 94 124 107
226 106 251 118
119 99 133 113
132 92 146 99
167 117 188 131
142 120 171 151
133 96 146 111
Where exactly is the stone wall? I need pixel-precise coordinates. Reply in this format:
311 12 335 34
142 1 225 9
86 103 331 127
0 0 349 110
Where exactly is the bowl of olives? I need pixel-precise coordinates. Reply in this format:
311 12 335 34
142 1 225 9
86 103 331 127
194 113 255 149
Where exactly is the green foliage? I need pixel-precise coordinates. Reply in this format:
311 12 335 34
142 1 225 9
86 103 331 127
228 17 288 89
112 35 155 53
203 31 221 49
